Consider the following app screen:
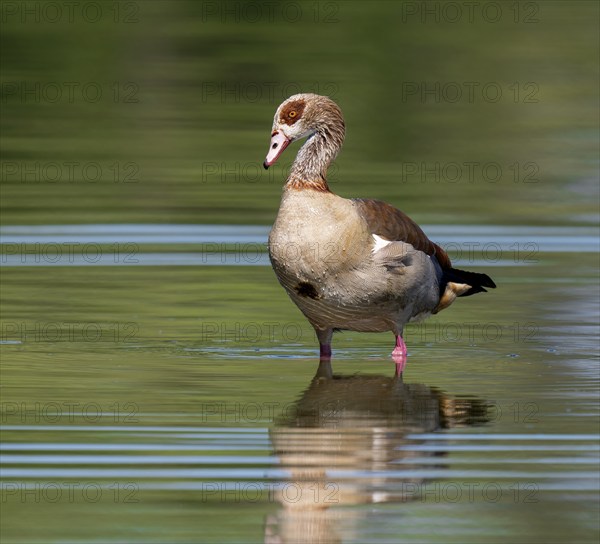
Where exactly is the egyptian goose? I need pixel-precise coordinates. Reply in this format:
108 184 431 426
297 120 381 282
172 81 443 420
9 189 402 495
264 94 495 369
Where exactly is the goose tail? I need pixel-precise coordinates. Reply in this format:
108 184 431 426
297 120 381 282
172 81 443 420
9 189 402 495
443 267 497 297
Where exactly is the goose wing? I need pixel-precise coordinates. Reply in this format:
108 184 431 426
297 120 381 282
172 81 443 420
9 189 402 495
352 198 452 268
353 198 496 300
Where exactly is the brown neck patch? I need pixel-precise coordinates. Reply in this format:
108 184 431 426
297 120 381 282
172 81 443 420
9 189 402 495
286 177 330 193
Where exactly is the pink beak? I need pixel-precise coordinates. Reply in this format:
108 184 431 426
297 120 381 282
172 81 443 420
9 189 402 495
264 131 291 169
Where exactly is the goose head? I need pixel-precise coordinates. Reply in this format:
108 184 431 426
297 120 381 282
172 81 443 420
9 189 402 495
263 93 345 169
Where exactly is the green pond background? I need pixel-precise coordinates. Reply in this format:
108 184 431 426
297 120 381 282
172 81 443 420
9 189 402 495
1 0 598 226
1 1 599 543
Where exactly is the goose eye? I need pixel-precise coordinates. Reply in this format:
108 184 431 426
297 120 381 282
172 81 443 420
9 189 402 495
288 111 297 118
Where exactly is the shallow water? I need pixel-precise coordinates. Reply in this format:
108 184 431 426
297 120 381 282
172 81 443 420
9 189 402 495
1 224 597 267
1 237 598 543
1 1 599 543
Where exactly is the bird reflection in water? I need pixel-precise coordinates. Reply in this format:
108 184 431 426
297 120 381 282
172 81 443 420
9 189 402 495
264 359 489 544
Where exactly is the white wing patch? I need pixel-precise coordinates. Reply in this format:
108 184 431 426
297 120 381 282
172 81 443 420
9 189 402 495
372 234 393 254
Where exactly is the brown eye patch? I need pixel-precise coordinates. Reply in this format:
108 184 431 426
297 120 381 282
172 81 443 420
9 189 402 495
280 100 305 125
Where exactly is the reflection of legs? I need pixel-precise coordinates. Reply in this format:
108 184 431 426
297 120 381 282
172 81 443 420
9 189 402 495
314 359 333 379
316 328 333 359
392 334 407 375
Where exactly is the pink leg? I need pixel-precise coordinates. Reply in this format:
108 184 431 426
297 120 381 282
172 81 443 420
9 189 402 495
392 335 407 375
316 328 333 360
319 343 332 359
